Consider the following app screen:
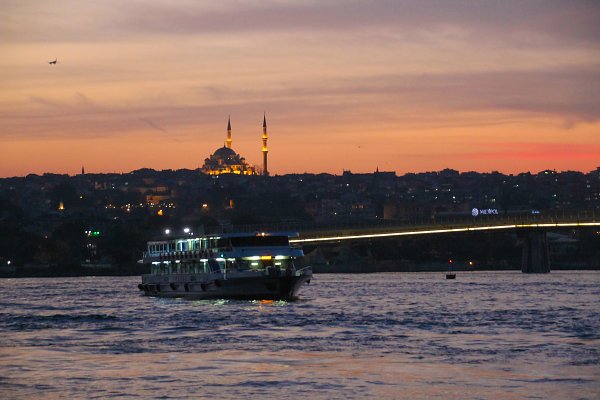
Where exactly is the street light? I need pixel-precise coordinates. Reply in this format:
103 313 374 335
165 229 171 235
184 227 190 234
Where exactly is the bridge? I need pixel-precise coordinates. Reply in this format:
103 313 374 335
284 210 600 273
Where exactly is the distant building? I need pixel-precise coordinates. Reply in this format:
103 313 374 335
202 117 258 176
383 202 433 220
146 194 170 206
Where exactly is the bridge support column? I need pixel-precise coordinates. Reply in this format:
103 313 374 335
521 231 550 273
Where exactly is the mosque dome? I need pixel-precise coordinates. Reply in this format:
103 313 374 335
212 146 237 160
201 120 257 176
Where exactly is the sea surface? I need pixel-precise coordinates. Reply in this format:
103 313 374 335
0 272 599 399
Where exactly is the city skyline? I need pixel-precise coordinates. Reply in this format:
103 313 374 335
1 0 599 177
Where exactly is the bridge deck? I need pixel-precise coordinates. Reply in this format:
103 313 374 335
290 213 600 244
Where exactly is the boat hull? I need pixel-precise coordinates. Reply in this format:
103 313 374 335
139 270 312 301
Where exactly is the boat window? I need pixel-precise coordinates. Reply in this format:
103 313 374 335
226 259 241 271
201 260 209 273
236 259 251 271
216 238 232 248
274 259 290 269
193 262 203 274
207 259 221 273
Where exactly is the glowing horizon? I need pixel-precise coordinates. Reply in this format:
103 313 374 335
1 1 599 178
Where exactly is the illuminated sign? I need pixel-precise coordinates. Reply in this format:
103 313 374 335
472 208 498 217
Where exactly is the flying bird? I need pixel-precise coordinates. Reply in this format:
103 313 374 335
49 58 57 65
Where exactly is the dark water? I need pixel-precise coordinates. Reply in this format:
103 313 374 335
0 272 599 399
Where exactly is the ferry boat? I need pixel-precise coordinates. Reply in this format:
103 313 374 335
138 231 312 301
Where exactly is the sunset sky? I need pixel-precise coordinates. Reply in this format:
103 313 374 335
1 0 599 177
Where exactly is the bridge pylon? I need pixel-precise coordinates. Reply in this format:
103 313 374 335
521 230 550 273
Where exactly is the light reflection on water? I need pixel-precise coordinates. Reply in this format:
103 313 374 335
0 272 599 399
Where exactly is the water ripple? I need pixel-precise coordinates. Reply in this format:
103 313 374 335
0 272 599 399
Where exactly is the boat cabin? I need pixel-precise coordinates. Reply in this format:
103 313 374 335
143 232 303 276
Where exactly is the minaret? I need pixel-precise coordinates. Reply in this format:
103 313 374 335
262 113 268 176
226 116 232 149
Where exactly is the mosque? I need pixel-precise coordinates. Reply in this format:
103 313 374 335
202 115 269 176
